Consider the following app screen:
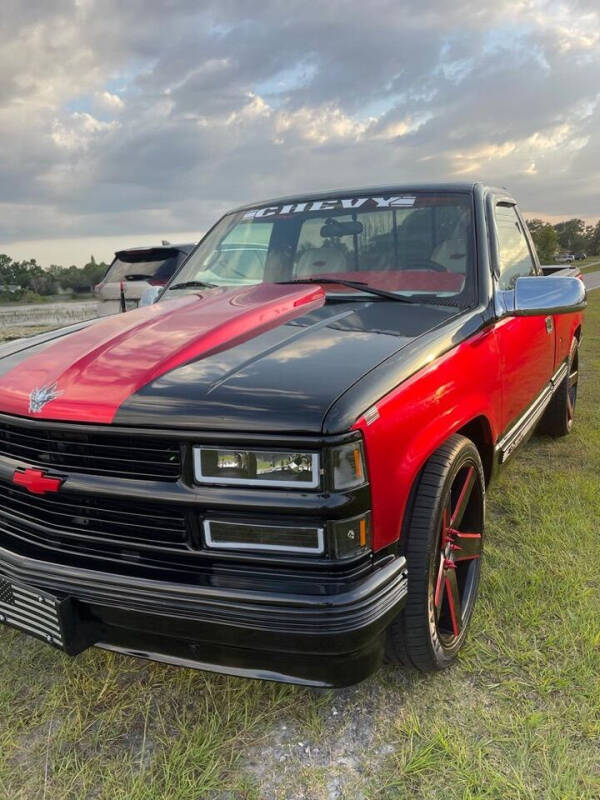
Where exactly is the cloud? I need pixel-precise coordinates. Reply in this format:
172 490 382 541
94 90 124 113
0 0 599 260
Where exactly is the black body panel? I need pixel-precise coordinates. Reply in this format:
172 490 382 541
0 544 407 687
114 301 455 432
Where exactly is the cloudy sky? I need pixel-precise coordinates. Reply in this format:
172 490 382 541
1 0 599 265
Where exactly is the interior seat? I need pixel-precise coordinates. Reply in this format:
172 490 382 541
430 239 467 273
295 244 350 277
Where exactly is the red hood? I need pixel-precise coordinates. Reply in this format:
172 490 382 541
0 283 324 424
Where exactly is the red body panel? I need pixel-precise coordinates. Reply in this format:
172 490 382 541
354 326 503 550
0 283 324 424
354 307 583 553
493 316 554 428
553 312 582 367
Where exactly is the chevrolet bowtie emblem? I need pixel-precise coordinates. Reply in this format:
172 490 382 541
13 468 63 495
28 382 62 414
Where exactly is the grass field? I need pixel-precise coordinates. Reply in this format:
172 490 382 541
576 257 600 273
0 296 599 799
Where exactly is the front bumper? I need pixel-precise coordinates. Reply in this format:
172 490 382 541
0 544 407 687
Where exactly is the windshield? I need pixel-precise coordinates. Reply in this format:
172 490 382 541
164 192 475 304
104 248 184 284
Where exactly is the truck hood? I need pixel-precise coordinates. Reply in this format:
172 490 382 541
0 283 455 433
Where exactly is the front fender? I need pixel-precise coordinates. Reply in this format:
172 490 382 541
353 327 502 551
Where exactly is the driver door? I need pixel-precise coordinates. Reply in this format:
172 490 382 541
491 201 555 434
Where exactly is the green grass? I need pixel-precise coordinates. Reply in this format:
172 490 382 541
575 257 600 273
0 325 57 343
1 297 599 799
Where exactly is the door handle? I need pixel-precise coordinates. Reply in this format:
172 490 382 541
545 316 553 334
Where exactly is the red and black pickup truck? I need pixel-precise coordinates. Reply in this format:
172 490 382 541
0 183 586 686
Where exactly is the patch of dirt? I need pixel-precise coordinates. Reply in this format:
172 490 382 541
241 675 409 799
8 715 64 769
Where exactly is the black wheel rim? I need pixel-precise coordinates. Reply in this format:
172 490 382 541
567 347 579 430
432 463 484 647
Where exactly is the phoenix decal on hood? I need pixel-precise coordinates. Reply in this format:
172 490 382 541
28 382 63 414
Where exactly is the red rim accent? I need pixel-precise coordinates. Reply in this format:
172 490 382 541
433 464 482 641
450 466 474 528
445 574 460 637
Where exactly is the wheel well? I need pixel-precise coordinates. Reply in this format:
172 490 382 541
456 416 494 485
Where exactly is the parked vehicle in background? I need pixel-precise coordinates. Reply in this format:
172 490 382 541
0 183 586 687
556 253 575 263
95 242 195 315
139 241 269 308
574 253 587 261
540 264 582 278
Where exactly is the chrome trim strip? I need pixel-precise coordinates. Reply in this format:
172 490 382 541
497 361 568 464
203 520 325 555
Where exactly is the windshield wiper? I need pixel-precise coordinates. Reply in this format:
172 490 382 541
275 278 416 303
168 280 219 290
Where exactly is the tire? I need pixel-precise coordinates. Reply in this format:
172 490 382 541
538 338 579 437
386 434 485 672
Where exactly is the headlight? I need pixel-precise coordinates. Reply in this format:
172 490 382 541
194 448 319 488
330 440 367 490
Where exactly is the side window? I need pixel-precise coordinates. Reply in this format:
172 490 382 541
494 205 535 289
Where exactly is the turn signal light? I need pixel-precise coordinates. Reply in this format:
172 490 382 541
331 512 372 559
330 441 367 490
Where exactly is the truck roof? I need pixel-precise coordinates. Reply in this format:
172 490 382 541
228 181 509 214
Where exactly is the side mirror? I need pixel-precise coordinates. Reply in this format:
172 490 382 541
513 275 586 317
139 286 162 307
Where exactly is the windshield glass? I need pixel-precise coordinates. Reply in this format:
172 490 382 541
104 249 183 284
164 192 475 304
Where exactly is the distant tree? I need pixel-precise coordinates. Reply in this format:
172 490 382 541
55 260 107 293
0 256 44 289
82 259 107 289
586 221 600 256
526 219 558 263
0 254 110 302
553 219 586 253
29 272 57 295
526 219 545 237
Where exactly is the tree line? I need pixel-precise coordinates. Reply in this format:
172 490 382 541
0 254 108 303
526 218 600 263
